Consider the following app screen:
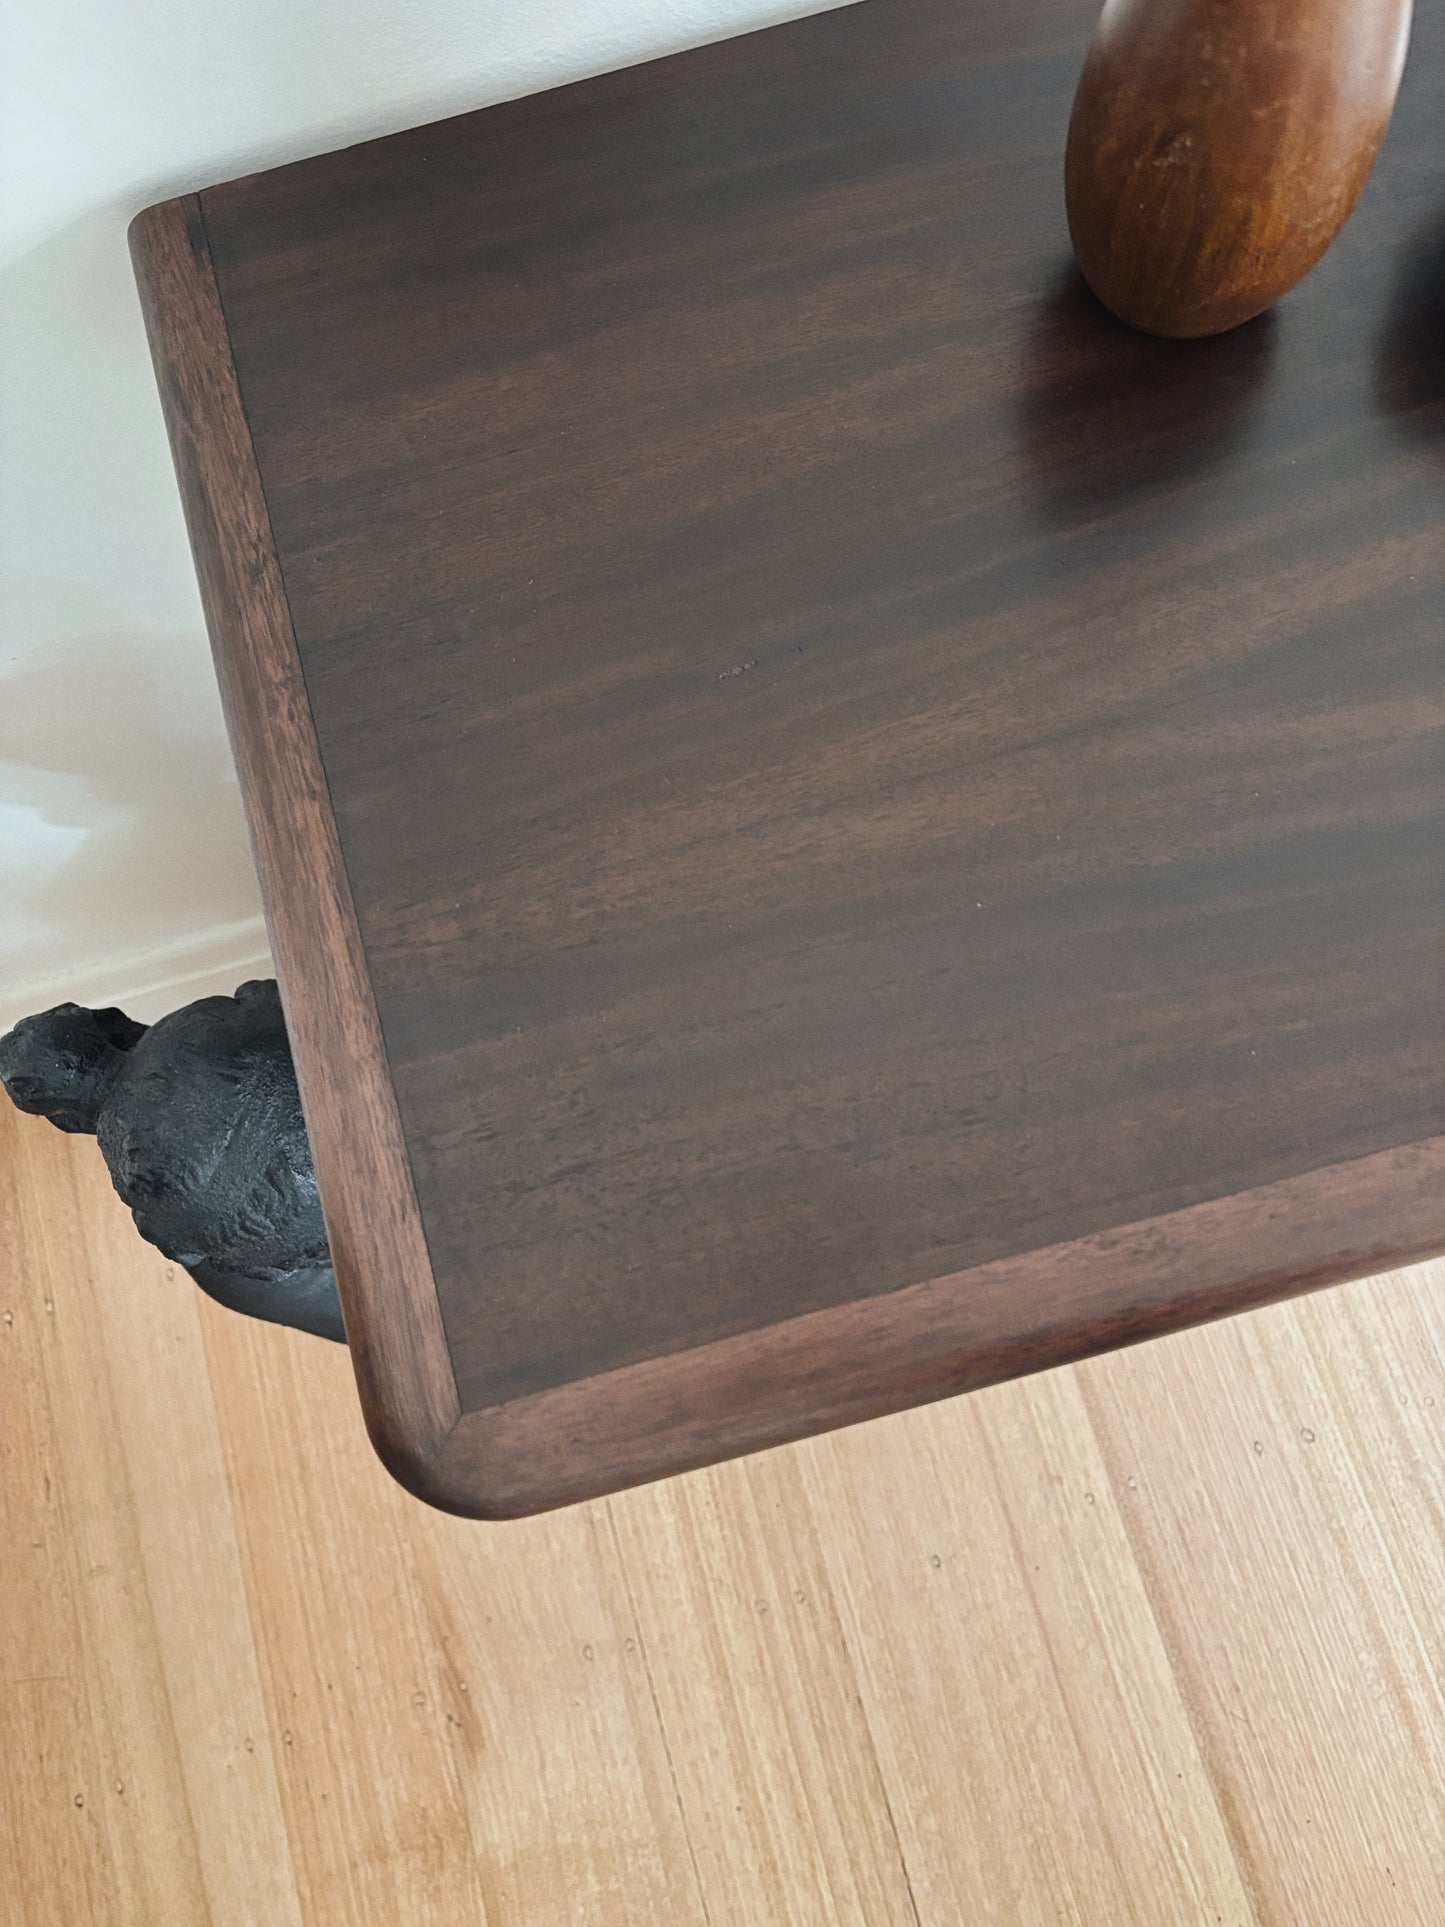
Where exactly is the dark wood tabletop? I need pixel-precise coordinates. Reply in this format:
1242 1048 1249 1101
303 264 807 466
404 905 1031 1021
131 0 1445 1516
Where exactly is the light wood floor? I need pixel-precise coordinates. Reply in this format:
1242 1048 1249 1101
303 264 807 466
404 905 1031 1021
5 1098 1445 1924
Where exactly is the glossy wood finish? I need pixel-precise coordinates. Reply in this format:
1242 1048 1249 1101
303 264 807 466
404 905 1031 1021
434 1139 1445 1516
127 198 459 1501
1067 0 1413 336
132 0 1445 1514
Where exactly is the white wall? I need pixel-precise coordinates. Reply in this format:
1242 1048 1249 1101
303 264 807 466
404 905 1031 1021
0 0 839 1029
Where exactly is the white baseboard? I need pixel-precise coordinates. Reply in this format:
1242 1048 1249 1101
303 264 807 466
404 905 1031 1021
0 917 274 1031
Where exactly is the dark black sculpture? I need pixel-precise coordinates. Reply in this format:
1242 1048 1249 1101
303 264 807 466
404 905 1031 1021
0 980 345 1342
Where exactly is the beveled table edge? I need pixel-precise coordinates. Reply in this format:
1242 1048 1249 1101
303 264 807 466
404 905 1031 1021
436 1135 1445 1516
129 189 1445 1521
129 194 462 1500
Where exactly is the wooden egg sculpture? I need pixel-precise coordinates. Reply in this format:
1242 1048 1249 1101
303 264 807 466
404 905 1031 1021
1065 0 1413 337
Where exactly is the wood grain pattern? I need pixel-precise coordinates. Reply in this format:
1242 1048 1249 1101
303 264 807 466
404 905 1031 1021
1081 1277 1445 1919
132 0 1445 1512
606 1457 924 1926
9 1105 1445 1921
436 1135 1445 1515
0 1108 300 1926
1066 0 1413 335
797 1373 1256 1922
127 197 461 1503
